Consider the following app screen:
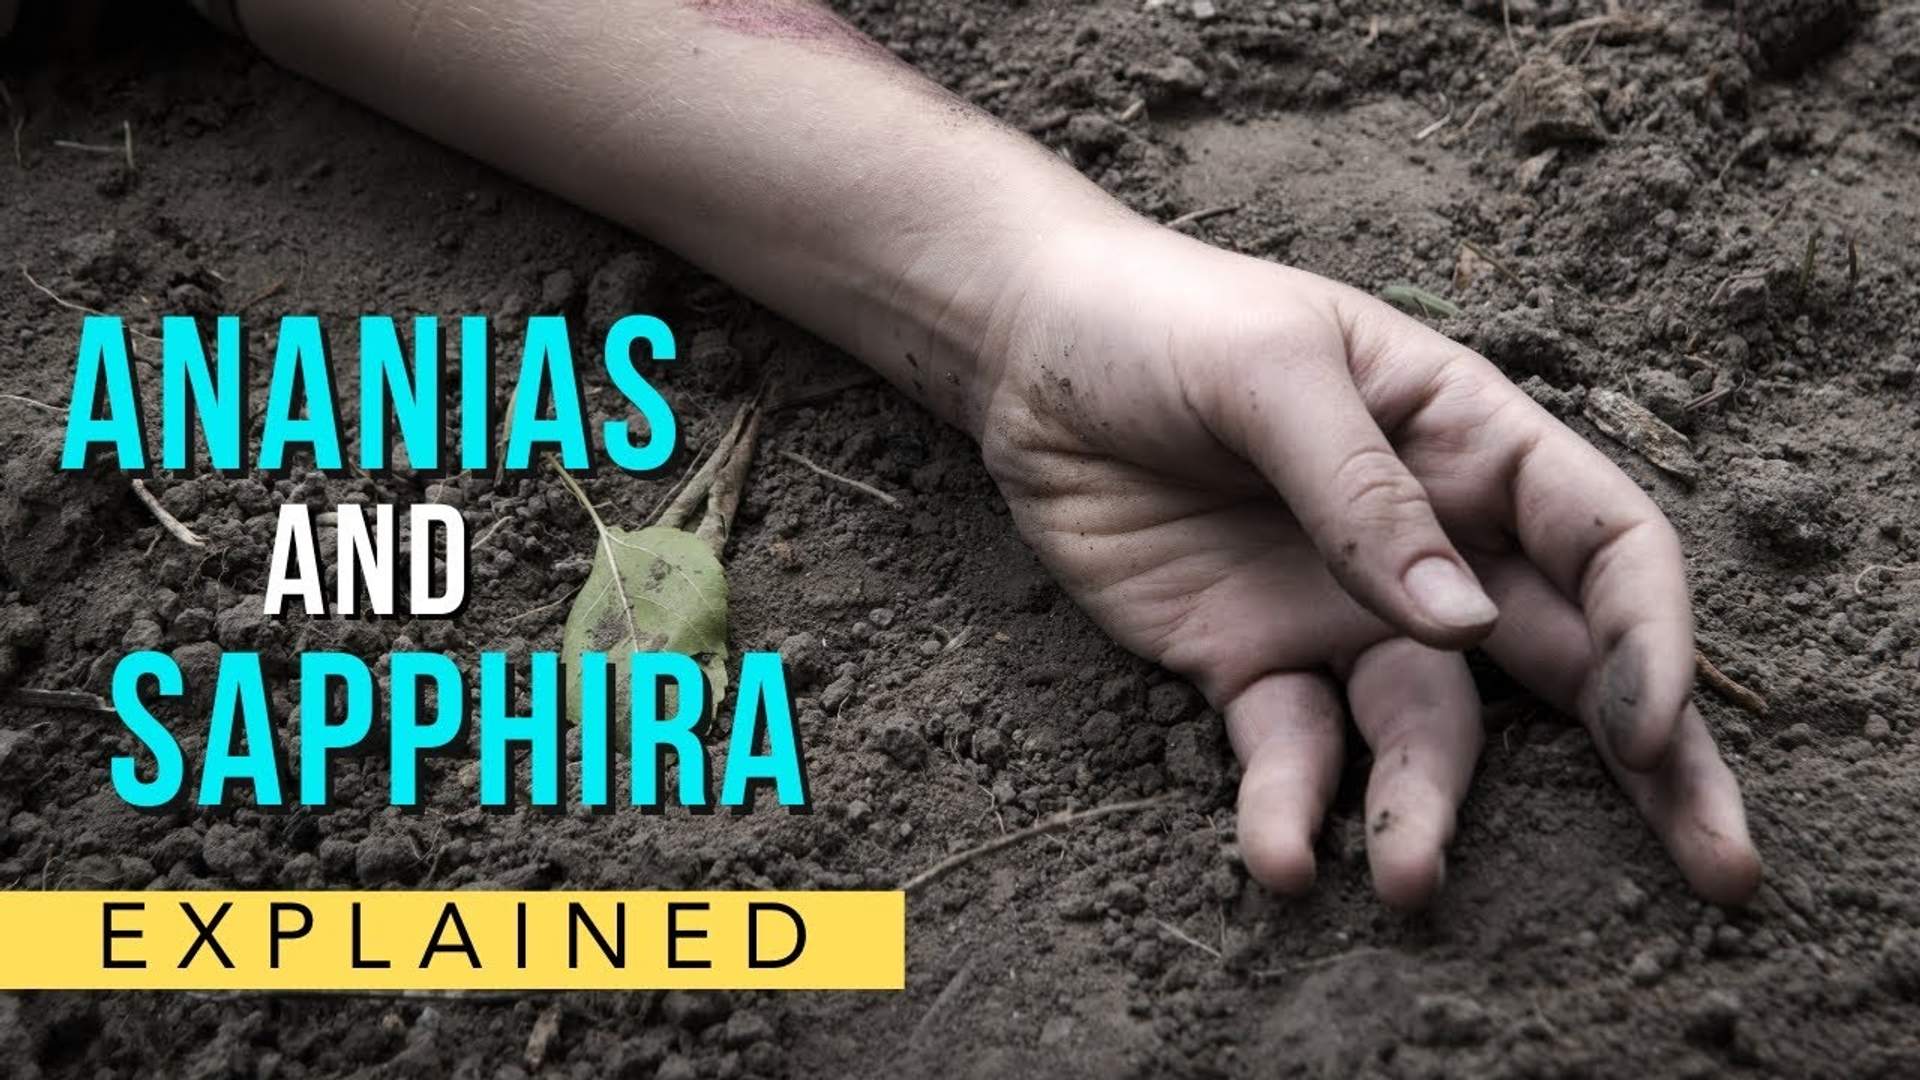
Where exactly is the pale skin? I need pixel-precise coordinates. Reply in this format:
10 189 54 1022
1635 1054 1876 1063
228 0 1761 907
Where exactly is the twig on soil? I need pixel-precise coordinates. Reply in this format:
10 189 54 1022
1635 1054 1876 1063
778 449 901 509
471 515 510 551
131 478 209 549
122 119 135 172
658 398 756 530
1251 946 1391 981
1799 230 1820 295
21 266 104 316
1695 650 1767 716
6 688 117 716
1413 100 1454 143
1457 82 1511 136
0 82 23 169
974 781 1007 835
504 585 583 626
1761 197 1795 235
1684 371 1741 412
238 277 286 312
1460 238 1528 290
0 393 61 413
20 267 160 346
694 397 764 552
1500 0 1520 60
1166 205 1239 231
51 139 119 156
1155 918 1223 961
1706 269 1769 308
1854 564 1920 596
899 795 1177 894
909 958 977 1050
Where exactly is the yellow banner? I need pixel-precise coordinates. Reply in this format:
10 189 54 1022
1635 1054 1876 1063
0 891 904 990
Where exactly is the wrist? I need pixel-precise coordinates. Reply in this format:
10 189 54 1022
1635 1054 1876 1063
842 143 1134 441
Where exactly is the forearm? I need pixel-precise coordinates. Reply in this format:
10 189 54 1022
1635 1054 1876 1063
234 0 1126 435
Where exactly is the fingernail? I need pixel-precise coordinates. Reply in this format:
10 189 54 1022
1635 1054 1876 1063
1403 557 1498 630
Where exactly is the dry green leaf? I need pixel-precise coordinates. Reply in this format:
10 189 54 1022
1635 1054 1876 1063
560 523 729 727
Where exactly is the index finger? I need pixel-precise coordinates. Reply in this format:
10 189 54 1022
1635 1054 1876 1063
1336 294 1696 772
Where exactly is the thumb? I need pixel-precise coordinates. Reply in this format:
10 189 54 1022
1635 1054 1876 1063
1200 332 1496 649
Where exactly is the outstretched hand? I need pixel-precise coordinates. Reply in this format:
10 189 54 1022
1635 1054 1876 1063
977 220 1761 909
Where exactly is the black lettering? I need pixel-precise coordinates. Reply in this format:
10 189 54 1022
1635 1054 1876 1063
269 902 313 969
516 901 528 969
178 901 235 969
102 902 145 969
568 901 626 969
747 902 807 969
666 902 710 969
419 902 481 969
351 901 391 968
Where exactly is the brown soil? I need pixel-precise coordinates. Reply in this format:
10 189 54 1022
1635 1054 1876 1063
3 1 1920 1077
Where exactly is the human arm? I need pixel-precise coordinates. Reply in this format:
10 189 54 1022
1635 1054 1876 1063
230 0 1761 907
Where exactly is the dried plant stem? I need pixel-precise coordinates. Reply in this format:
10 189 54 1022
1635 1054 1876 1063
1461 238 1528 290
779 449 900 509
900 796 1176 893
1156 918 1223 961
6 688 116 716
695 401 763 554
131 479 207 549
20 267 160 347
657 397 758 531
1695 650 1767 716
1166 205 1238 230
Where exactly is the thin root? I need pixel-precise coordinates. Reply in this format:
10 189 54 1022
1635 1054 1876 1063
779 449 901 509
21 267 160 347
238 278 286 312
0 394 60 413
131 479 208 549
1166 206 1239 231
1156 918 1223 961
899 796 1177 894
1695 650 1767 716
1413 102 1454 143
1251 947 1391 981
1460 238 1528 290
1854 564 1920 596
